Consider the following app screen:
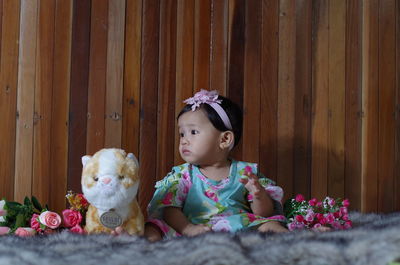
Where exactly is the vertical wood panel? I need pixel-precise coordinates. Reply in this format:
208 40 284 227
14 0 38 202
293 0 312 198
139 0 160 212
193 0 211 90
277 0 296 200
122 0 141 156
175 0 194 166
227 0 245 160
209 0 228 94
68 0 91 194
50 0 72 213
345 0 362 210
157 0 177 182
361 0 379 212
311 0 329 200
32 0 55 204
378 0 396 212
328 0 346 198
260 0 279 181
395 0 400 211
104 0 125 148
87 0 108 155
0 0 20 201
243 0 261 164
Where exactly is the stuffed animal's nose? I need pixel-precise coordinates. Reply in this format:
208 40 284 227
102 177 112 184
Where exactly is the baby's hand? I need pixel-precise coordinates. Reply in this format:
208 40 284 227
181 223 211 237
239 171 264 200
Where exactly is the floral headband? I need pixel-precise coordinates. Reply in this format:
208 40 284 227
183 89 233 130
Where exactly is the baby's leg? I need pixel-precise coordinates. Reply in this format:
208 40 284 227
258 221 288 233
144 223 163 242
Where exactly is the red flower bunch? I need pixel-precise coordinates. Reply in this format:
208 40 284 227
62 191 89 234
284 194 352 231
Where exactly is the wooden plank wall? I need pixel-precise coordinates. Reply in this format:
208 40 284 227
0 0 399 215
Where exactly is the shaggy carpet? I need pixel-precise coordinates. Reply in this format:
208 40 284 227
0 212 399 265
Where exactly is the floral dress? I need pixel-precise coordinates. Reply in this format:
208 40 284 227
147 159 285 238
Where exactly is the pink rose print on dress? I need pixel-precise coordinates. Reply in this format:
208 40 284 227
162 192 174 205
265 185 283 202
211 219 232 232
176 171 192 203
204 189 219 202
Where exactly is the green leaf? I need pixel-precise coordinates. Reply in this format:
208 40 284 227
31 196 43 212
15 213 26 228
24 196 31 206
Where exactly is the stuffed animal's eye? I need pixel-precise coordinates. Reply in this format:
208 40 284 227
119 175 124 180
94 176 99 181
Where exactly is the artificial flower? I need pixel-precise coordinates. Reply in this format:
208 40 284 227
15 227 36 237
62 209 82 228
284 195 352 231
0 226 10 235
70 224 85 234
39 211 62 229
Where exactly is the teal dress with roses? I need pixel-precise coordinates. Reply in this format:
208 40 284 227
147 159 285 238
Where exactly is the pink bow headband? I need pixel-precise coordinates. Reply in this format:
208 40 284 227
183 89 233 130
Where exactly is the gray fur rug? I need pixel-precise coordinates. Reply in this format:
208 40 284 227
1 212 399 265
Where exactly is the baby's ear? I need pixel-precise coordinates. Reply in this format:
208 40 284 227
220 131 235 150
82 155 92 167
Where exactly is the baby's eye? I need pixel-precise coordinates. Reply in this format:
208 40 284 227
191 130 199 135
93 176 99 181
179 132 184 138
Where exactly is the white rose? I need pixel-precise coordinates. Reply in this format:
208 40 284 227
0 200 6 218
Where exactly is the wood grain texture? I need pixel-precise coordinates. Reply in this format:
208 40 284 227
157 0 177 182
345 0 362 210
242 0 261 165
227 0 245 160
32 0 55 204
396 0 400 211
311 0 329 201
193 0 211 90
0 0 20 201
175 0 194 166
361 0 379 212
50 0 72 213
378 0 396 212
122 0 141 156
87 0 108 155
277 0 296 200
328 0 346 199
68 0 90 195
260 0 279 181
104 0 125 148
293 0 312 198
138 0 160 212
210 0 228 94
14 0 38 202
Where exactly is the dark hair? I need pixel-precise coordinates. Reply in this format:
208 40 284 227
177 95 243 147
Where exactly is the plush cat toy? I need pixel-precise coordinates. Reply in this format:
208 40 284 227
81 148 144 235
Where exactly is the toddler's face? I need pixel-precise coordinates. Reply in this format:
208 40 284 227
178 109 222 166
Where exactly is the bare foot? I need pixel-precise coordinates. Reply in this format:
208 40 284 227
144 223 163 242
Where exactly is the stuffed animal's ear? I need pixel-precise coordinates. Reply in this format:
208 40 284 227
82 155 92 167
127 153 139 167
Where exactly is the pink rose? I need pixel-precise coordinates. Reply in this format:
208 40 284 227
295 215 304 223
316 202 323 207
30 214 42 231
342 199 350 207
295 194 305 202
308 198 318 206
0 226 10 235
62 209 82 228
204 190 218 202
343 220 352 229
70 224 85 234
328 198 336 207
39 211 61 229
325 213 335 224
15 227 36 237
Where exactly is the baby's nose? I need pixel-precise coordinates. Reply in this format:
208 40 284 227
102 177 112 184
